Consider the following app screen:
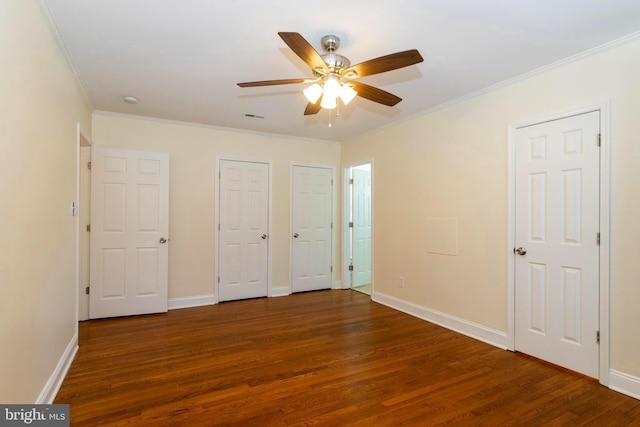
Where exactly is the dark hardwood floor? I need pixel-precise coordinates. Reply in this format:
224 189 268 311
55 290 640 426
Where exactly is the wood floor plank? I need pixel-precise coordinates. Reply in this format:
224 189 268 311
55 290 640 426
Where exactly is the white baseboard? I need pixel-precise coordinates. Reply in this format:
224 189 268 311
610 370 640 400
37 333 78 404
372 291 508 350
168 294 217 310
332 280 344 289
270 286 290 298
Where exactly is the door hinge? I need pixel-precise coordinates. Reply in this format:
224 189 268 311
348 264 354 271
85 286 90 295
217 276 220 284
331 266 333 273
597 133 601 147
86 224 91 232
597 232 601 246
331 179 334 185
218 223 220 231
331 222 333 230
349 178 354 185
597 330 600 344
349 221 354 228
87 161 91 170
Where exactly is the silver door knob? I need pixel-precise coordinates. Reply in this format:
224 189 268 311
159 237 168 244
293 233 299 238
515 247 527 256
261 234 268 240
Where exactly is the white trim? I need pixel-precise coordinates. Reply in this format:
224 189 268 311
93 110 339 145
507 102 611 385
289 163 337 294
215 156 272 301
599 103 612 387
270 286 290 298
37 334 78 404
610 370 640 400
75 124 81 330
168 294 217 310
342 166 351 290
332 279 344 290
75 122 93 322
507 123 516 352
373 291 508 349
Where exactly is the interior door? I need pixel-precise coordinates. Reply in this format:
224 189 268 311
218 160 269 302
514 111 600 378
292 166 333 293
90 147 169 319
352 166 372 287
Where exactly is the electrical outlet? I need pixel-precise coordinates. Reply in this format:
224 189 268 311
398 276 405 288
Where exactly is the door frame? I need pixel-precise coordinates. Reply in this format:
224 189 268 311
507 102 611 386
342 159 374 292
289 162 337 294
215 156 273 302
76 123 92 323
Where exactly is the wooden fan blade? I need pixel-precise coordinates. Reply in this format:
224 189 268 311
343 49 423 78
304 95 322 115
278 32 328 73
350 81 402 106
237 78 309 87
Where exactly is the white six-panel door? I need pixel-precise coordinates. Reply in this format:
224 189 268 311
218 160 269 302
514 111 600 378
90 148 169 319
292 166 333 293
352 167 372 287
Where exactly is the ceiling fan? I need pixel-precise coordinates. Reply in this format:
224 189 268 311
237 32 424 115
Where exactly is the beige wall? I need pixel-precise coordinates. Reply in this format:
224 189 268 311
91 114 341 300
342 38 640 377
0 1 92 402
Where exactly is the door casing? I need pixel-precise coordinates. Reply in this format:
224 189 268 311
507 102 611 386
76 124 92 324
78 144 91 321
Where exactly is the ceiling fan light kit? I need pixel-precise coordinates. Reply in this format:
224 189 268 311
237 32 424 117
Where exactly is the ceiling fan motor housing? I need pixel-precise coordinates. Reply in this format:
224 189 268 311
318 35 351 75
321 35 340 52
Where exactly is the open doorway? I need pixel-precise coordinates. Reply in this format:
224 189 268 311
344 162 372 295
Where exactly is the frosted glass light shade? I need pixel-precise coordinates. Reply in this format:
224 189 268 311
339 84 357 105
320 93 337 109
303 84 322 104
323 78 341 99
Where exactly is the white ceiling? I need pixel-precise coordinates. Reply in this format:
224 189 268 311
43 0 640 142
